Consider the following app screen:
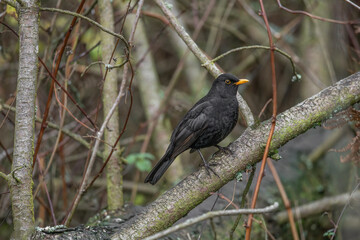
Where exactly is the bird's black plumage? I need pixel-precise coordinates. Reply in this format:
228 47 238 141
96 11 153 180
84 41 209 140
144 73 248 184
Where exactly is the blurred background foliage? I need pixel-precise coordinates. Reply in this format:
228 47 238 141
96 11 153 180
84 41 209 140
0 0 360 239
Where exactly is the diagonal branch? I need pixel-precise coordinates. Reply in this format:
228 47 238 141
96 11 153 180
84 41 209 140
112 72 360 239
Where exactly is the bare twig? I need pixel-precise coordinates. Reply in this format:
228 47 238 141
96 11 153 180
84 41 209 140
330 182 360 240
229 166 256 239
0 101 101 156
35 157 57 225
345 0 360 10
258 99 273 119
40 7 129 50
32 0 88 169
267 158 299 240
144 202 279 240
275 190 360 224
0 140 13 163
81 59 128 77
210 192 239 209
0 20 99 138
63 0 144 226
276 0 359 24
207 45 299 81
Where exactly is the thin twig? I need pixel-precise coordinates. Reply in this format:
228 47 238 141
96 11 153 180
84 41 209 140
275 190 360 223
32 0 88 169
40 7 129 50
207 45 299 81
144 202 279 240
0 140 13 163
81 59 128 77
229 166 256 240
35 157 57 225
210 192 239 209
0 21 98 134
345 0 360 10
276 0 359 24
0 101 101 156
63 0 143 226
258 98 273 119
267 158 299 240
330 182 360 240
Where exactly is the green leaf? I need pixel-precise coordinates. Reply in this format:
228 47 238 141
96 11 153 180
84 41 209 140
135 159 152 172
323 229 335 238
236 172 243 182
124 152 155 172
124 153 137 164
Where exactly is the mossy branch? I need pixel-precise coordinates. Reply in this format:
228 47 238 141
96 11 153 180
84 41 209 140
113 72 360 239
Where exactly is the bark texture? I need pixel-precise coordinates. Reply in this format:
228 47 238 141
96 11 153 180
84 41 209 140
9 1 39 239
99 0 123 210
112 72 360 239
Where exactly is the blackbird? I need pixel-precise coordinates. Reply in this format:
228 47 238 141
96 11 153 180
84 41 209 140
144 73 249 184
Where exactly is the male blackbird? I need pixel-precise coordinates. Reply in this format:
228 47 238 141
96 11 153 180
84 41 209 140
144 73 249 184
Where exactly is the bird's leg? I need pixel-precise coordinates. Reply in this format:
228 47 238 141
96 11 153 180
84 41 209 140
197 149 220 178
215 145 233 154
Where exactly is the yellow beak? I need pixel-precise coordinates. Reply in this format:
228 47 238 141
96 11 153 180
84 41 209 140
234 79 249 85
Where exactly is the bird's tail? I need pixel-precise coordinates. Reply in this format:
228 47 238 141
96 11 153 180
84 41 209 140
144 149 175 185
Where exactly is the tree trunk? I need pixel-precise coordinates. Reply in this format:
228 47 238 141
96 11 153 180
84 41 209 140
98 0 123 210
9 1 39 239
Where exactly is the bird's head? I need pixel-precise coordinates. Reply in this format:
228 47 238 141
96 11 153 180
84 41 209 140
210 73 249 97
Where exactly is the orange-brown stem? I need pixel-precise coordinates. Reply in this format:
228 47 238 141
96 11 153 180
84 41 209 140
267 158 299 240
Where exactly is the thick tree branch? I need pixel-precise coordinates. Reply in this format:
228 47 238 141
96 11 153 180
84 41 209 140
112 72 360 239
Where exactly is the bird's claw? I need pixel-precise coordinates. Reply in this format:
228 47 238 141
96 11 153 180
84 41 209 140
203 163 220 179
215 145 233 155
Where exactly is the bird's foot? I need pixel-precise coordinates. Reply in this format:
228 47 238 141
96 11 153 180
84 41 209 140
203 162 220 178
196 149 220 179
215 145 233 155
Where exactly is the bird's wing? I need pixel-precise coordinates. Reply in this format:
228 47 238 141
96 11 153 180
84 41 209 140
170 101 212 157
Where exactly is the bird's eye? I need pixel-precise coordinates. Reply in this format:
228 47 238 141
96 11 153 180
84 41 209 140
225 79 231 85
